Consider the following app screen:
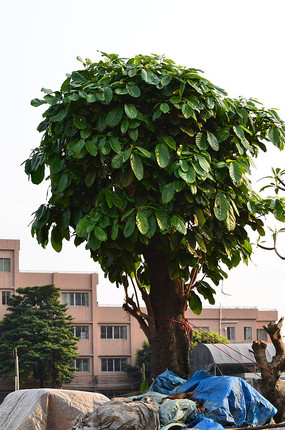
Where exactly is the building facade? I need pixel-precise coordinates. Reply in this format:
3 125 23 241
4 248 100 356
0 239 278 395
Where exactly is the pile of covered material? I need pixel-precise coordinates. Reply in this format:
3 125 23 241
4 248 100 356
0 388 109 430
71 370 277 430
0 371 277 430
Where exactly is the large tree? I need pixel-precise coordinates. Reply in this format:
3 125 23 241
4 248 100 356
0 285 78 387
25 53 285 378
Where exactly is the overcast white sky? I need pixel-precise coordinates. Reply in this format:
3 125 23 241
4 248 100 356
1 0 285 320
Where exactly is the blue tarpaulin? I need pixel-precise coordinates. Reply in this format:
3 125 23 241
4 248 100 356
150 370 186 395
151 370 277 427
187 416 224 430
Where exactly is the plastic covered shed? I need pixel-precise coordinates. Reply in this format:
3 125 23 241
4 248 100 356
189 343 275 377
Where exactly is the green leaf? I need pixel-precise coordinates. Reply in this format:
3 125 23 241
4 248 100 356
180 125 195 136
162 135 176 150
31 165 45 185
121 119 129 134
51 110 68 122
195 133 208 150
124 217 135 238
51 227 62 253
233 125 245 141
136 210 149 235
205 97 215 109
85 170 96 187
229 161 243 185
31 98 46 107
225 205 236 231
109 136 122 154
76 217 89 237
140 379 149 394
155 143 170 168
268 127 281 147
94 226 107 241
161 75 172 86
111 153 124 169
124 104 137 119
162 183 175 204
160 103 170 113
206 131 219 151
214 191 229 221
88 232 101 251
155 210 168 231
115 87 128 95
121 208 135 222
182 103 192 119
196 154 210 172
80 129 91 139
184 96 203 111
58 173 69 192
171 215 186 235
136 147 151 158
106 107 123 127
120 169 133 187
188 291 202 315
216 128 230 143
130 153 144 180
197 284 215 305
128 128 138 141
102 86 113 104
123 148 132 162
86 138 98 156
111 221 119 240
178 168 196 184
74 139 86 158
194 208 206 225
73 115 87 129
126 84 141 98
141 69 158 84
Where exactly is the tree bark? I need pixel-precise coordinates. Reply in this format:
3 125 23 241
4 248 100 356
144 244 190 379
252 317 285 423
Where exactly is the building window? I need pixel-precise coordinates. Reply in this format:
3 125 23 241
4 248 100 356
227 327 235 340
100 326 127 339
0 258 11 272
2 291 11 305
74 326 89 339
62 292 89 306
101 358 127 372
73 358 90 372
244 327 252 340
257 329 268 342
198 327 209 332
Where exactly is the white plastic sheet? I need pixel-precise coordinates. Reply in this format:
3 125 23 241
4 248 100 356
0 388 109 430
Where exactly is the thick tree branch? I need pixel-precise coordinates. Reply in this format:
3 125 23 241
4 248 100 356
122 297 150 339
264 317 285 357
184 260 200 298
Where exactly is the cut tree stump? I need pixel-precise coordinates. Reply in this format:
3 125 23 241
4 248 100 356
252 317 285 423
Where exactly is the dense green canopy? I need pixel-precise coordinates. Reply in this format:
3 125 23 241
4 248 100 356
25 53 285 314
0 285 78 387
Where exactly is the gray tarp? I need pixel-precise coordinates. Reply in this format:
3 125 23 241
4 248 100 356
0 388 109 430
70 397 160 430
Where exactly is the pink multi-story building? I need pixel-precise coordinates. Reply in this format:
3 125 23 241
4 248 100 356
0 239 278 396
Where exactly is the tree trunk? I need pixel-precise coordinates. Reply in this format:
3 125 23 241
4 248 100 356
252 317 285 423
143 244 190 379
